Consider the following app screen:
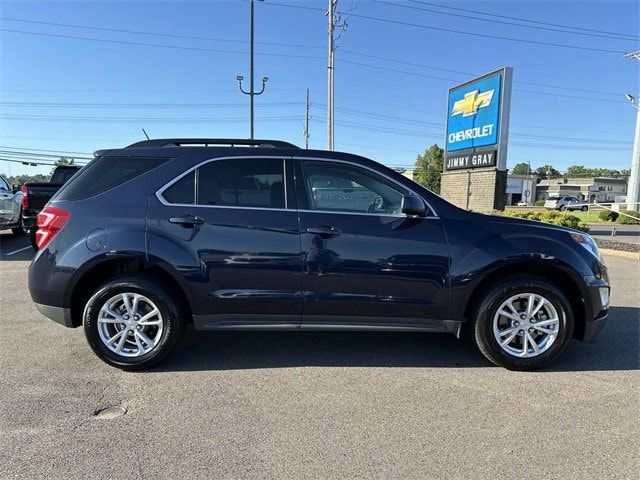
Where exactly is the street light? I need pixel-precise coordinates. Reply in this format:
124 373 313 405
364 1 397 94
237 0 268 140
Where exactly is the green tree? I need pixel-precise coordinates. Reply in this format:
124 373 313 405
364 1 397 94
413 144 443 193
511 162 531 175
55 156 75 166
535 165 561 180
50 156 75 176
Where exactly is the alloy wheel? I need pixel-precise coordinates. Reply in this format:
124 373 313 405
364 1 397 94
492 293 560 358
97 293 164 357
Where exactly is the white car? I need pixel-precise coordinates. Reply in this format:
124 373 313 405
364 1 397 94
544 196 588 211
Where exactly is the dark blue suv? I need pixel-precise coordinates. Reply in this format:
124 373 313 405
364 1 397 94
28 139 610 370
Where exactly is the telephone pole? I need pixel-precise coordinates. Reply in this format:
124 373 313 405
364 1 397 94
327 0 337 150
304 88 311 149
237 0 268 140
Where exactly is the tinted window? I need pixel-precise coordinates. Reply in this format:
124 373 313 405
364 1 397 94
51 167 80 184
197 158 285 208
163 171 195 204
0 177 9 191
56 156 169 201
301 161 405 214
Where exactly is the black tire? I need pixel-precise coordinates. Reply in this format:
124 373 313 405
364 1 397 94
29 228 38 251
11 213 25 236
83 275 185 370
470 276 574 371
559 205 566 211
581 205 588 212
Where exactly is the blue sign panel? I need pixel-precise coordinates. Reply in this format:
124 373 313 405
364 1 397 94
446 72 502 152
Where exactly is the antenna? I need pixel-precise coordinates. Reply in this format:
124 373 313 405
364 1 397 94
142 128 150 140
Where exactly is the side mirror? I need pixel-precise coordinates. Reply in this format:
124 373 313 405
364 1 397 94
401 194 427 217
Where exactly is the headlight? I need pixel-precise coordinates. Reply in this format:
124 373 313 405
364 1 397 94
570 232 601 260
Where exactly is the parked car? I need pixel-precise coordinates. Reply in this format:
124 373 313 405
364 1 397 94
544 196 588 211
21 165 81 247
28 138 610 371
0 174 25 235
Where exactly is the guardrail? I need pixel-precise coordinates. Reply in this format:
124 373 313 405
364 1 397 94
592 203 640 237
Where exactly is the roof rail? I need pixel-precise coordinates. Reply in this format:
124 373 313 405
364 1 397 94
125 138 299 149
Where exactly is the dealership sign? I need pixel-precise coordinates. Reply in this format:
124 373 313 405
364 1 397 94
444 68 512 171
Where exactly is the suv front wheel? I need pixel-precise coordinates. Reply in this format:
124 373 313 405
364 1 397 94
471 276 574 370
83 275 185 370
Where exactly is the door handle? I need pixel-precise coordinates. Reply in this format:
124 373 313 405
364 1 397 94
306 226 341 238
169 215 204 228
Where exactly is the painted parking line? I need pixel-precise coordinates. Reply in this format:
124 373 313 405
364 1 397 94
6 246 33 256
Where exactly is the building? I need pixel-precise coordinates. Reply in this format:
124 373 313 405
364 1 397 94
506 174 537 206
536 177 628 203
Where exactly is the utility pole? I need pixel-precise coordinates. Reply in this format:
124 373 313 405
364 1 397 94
327 0 337 151
304 88 311 149
624 51 640 211
237 0 268 140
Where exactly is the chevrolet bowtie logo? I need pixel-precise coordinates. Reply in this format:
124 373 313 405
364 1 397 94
451 89 495 117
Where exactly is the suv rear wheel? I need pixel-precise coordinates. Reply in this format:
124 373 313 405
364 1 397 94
471 276 574 370
83 275 185 370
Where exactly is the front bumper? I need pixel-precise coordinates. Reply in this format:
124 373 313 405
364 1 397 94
582 308 608 342
34 303 74 328
578 265 610 341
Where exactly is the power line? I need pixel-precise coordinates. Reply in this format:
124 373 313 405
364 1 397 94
0 16 325 49
0 28 324 59
0 101 303 109
340 50 622 97
373 0 639 42
0 145 92 156
266 2 627 54
408 0 640 39
0 150 92 160
338 59 627 103
0 113 303 124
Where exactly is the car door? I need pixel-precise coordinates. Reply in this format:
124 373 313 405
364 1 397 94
147 156 303 329
295 158 450 330
0 176 16 225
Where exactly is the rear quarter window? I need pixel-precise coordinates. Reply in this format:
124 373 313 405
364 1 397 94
55 155 170 201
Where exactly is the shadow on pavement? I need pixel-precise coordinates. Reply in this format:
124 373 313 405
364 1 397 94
153 306 639 373
0 232 34 261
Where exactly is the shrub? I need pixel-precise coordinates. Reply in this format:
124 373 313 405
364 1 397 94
616 210 640 225
534 200 545 206
495 210 589 232
598 210 619 222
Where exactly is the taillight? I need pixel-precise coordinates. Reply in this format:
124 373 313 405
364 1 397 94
20 185 28 209
36 206 70 250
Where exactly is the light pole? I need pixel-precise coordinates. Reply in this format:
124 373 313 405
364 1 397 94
624 51 639 211
625 92 640 211
237 0 268 140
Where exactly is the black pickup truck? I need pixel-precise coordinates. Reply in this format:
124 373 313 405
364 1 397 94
22 165 81 243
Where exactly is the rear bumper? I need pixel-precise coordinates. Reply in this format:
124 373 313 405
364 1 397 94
34 302 74 328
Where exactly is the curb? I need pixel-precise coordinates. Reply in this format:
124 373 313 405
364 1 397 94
600 248 640 261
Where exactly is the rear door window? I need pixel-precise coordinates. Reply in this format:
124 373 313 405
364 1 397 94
197 158 285 208
160 158 287 209
55 155 170 201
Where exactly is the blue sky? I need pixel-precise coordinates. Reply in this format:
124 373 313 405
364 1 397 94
0 0 638 176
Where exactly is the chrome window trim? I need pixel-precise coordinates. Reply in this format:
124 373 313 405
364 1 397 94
294 156 439 219
156 155 289 210
156 154 439 219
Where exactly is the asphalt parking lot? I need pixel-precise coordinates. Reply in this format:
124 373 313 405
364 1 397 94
1 232 638 479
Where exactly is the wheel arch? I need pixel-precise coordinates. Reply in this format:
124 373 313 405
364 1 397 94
462 261 587 340
67 256 192 328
